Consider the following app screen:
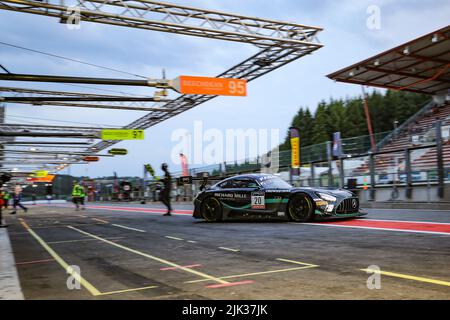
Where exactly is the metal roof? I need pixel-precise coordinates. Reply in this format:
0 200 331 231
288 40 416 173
327 25 450 95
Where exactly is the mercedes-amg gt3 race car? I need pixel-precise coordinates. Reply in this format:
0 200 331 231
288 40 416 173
193 173 366 222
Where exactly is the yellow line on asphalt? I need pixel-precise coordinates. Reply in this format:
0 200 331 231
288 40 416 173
19 219 101 296
22 223 106 230
361 268 450 287
47 237 125 245
185 265 317 284
218 247 240 253
68 226 229 285
165 236 184 241
92 218 109 224
97 285 158 296
276 258 318 267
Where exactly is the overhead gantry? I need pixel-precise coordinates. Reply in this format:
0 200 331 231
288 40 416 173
0 0 323 172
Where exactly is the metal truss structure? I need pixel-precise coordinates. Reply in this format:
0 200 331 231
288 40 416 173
0 86 168 111
0 0 323 171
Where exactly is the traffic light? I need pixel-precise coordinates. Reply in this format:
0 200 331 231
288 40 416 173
108 148 128 155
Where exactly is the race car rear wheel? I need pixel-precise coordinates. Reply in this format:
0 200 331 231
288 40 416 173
201 197 223 222
287 194 314 222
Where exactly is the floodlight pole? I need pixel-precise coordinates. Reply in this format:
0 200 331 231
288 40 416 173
361 86 376 151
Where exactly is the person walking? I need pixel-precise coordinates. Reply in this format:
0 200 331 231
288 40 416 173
11 184 28 215
160 163 172 216
78 182 86 210
72 181 82 211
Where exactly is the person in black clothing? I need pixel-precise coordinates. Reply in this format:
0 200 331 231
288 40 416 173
161 163 172 216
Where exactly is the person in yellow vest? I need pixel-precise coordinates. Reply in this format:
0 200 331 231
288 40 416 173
78 182 86 210
72 181 85 211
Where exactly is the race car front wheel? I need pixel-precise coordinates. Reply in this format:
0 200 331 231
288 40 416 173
287 194 314 222
201 197 223 222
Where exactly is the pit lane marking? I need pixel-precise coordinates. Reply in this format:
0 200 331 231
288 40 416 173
15 259 55 266
68 226 229 285
185 265 317 284
47 236 125 244
111 224 146 233
276 258 318 267
218 247 240 253
19 218 101 296
165 236 184 241
160 264 201 271
361 268 450 287
363 218 450 225
296 223 450 236
96 285 158 296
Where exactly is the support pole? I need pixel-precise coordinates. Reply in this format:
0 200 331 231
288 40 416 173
369 152 376 201
310 162 315 187
327 141 333 187
141 165 146 204
405 148 412 199
339 157 345 189
362 86 376 151
436 120 444 199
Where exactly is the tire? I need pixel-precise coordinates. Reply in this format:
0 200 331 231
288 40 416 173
287 193 314 222
200 197 223 222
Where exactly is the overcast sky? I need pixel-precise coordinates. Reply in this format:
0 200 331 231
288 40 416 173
0 0 449 177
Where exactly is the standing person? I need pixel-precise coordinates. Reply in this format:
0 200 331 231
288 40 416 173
3 190 10 209
160 163 172 216
11 184 28 215
72 181 81 211
78 182 86 210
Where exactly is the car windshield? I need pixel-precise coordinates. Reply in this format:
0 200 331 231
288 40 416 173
259 176 292 189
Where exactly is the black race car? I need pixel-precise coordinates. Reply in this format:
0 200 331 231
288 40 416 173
193 173 366 222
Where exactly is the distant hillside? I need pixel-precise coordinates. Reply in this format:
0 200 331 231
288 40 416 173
280 90 430 151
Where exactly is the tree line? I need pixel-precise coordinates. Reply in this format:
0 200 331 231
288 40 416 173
280 89 430 151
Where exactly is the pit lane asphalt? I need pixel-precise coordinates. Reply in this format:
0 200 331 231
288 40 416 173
4 202 450 299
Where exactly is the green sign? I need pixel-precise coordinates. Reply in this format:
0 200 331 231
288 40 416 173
101 129 144 140
108 148 128 155
33 170 49 178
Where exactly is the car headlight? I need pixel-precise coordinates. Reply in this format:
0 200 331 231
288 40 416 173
317 192 337 202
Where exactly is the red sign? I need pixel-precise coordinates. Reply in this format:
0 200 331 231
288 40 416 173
83 156 99 162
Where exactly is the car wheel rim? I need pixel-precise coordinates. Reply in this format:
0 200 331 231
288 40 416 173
289 196 310 220
203 198 220 220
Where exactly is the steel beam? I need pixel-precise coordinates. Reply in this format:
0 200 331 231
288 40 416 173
0 0 322 48
1 141 91 145
7 100 172 112
3 149 114 156
1 96 171 102
0 73 170 88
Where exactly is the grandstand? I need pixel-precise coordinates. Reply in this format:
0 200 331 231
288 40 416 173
353 100 450 174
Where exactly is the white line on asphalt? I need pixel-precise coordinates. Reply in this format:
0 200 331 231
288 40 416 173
296 222 450 236
187 240 197 243
362 218 450 225
365 208 450 212
218 247 240 252
165 236 184 241
111 224 146 233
